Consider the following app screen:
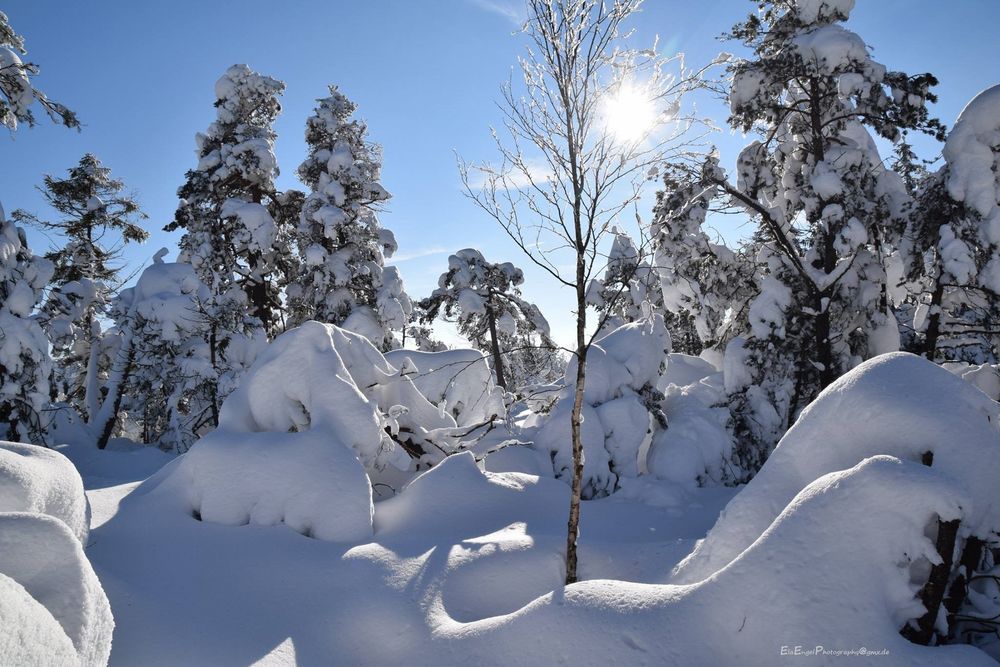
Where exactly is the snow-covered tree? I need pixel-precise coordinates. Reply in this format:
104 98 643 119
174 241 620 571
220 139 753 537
168 64 294 335
288 86 410 351
13 154 147 427
706 0 944 471
112 249 216 451
0 11 78 132
165 64 292 424
650 157 748 354
418 249 557 390
585 228 665 328
0 204 53 442
901 85 1000 364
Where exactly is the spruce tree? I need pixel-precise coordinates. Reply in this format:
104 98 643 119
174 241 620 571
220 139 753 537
13 154 147 424
288 86 410 351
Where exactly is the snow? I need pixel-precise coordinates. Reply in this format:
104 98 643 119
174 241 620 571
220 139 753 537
220 198 277 253
0 441 90 543
0 572 79 666
943 84 1000 219
672 352 1000 585
0 512 114 666
791 24 869 75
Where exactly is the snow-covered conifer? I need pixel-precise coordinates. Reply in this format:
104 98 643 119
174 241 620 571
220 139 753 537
12 154 147 427
0 204 53 442
901 85 1000 364
0 11 77 131
708 0 944 471
288 86 411 351
650 157 747 354
419 249 558 390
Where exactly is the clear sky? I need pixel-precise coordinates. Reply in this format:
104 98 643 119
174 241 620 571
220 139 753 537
4 0 998 347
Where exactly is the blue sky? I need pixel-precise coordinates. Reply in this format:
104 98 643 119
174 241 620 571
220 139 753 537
4 0 998 346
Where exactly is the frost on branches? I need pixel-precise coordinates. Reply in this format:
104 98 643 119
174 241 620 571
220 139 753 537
709 0 944 475
901 85 1000 364
0 11 78 131
0 205 52 443
287 86 410 352
418 248 560 391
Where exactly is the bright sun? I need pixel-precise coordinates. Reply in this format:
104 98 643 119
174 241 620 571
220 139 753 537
602 83 657 144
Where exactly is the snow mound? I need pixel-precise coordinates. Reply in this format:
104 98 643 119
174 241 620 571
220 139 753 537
0 512 114 666
0 441 90 543
672 352 1000 584
167 429 375 542
220 321 455 468
0 572 79 666
432 456 991 665
375 452 568 541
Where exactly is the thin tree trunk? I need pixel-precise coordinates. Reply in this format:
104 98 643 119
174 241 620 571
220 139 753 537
485 305 507 389
93 316 136 449
565 277 587 585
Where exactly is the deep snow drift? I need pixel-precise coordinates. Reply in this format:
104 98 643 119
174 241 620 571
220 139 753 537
65 345 1000 665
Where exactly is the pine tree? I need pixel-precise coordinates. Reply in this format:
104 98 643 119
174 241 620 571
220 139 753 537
418 249 557 390
585 228 667 332
706 0 944 470
901 85 1000 364
288 86 410 351
165 64 291 424
0 10 77 131
650 157 747 354
0 204 53 442
13 154 147 426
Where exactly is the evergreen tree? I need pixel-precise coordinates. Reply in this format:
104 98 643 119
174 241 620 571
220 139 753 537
650 157 747 354
705 0 943 471
901 85 1000 364
0 203 53 442
0 10 77 131
13 154 147 424
418 249 558 390
288 86 410 351
585 228 670 335
165 64 292 424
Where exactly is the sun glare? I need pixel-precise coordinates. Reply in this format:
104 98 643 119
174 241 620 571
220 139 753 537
602 83 657 144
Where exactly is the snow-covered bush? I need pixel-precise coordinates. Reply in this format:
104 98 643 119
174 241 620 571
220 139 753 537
0 512 114 666
673 352 1000 589
385 348 506 428
528 314 670 497
0 441 89 542
159 322 488 541
288 86 410 351
0 206 53 443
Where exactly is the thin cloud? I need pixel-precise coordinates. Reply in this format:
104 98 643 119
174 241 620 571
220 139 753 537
389 246 450 263
469 0 526 26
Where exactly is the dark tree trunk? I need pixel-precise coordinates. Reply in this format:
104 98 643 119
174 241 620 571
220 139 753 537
923 280 945 362
485 305 507 389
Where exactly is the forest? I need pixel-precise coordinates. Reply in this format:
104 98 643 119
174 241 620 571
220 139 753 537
1 0 999 664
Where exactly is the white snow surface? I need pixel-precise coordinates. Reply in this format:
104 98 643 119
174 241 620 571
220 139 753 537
0 441 90 543
0 572 79 666
672 352 1000 585
0 512 114 666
